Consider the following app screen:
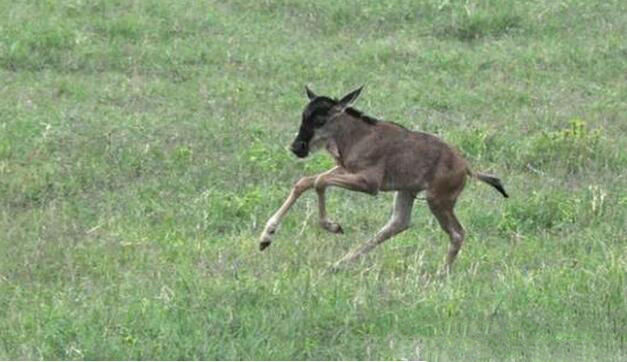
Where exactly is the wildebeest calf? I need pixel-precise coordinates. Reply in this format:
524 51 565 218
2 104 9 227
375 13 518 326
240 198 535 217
259 86 508 272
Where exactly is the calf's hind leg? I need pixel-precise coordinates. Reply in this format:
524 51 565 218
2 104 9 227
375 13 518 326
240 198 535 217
427 197 465 272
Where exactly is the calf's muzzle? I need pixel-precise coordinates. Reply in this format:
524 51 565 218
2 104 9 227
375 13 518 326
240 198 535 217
290 140 309 158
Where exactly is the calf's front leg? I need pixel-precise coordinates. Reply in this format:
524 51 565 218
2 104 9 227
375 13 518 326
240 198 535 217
259 175 316 250
315 168 348 234
259 167 343 250
312 168 419 271
331 190 415 271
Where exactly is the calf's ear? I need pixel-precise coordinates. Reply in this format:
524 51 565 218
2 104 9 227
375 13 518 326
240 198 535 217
338 85 363 108
305 86 317 100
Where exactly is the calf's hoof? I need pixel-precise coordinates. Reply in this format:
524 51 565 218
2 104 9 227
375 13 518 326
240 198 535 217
259 240 272 251
320 220 344 234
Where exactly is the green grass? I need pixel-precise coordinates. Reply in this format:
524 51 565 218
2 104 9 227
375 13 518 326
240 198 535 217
1 0 625 360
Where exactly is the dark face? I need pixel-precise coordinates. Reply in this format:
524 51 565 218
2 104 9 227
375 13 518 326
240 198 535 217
290 85 363 158
290 96 337 158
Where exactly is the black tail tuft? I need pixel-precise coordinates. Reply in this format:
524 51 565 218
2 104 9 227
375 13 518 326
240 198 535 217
475 172 509 198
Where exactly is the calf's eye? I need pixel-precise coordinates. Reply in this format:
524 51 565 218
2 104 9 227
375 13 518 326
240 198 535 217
314 117 326 127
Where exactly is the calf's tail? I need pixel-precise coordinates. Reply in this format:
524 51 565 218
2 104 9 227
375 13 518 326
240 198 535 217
468 170 509 198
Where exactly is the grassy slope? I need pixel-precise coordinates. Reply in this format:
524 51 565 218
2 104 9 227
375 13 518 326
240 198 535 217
0 0 625 360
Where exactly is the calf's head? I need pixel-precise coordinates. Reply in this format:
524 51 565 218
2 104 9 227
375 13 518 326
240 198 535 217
290 86 363 158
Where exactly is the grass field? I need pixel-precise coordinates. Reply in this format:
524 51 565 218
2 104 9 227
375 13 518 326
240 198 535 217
0 0 625 360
